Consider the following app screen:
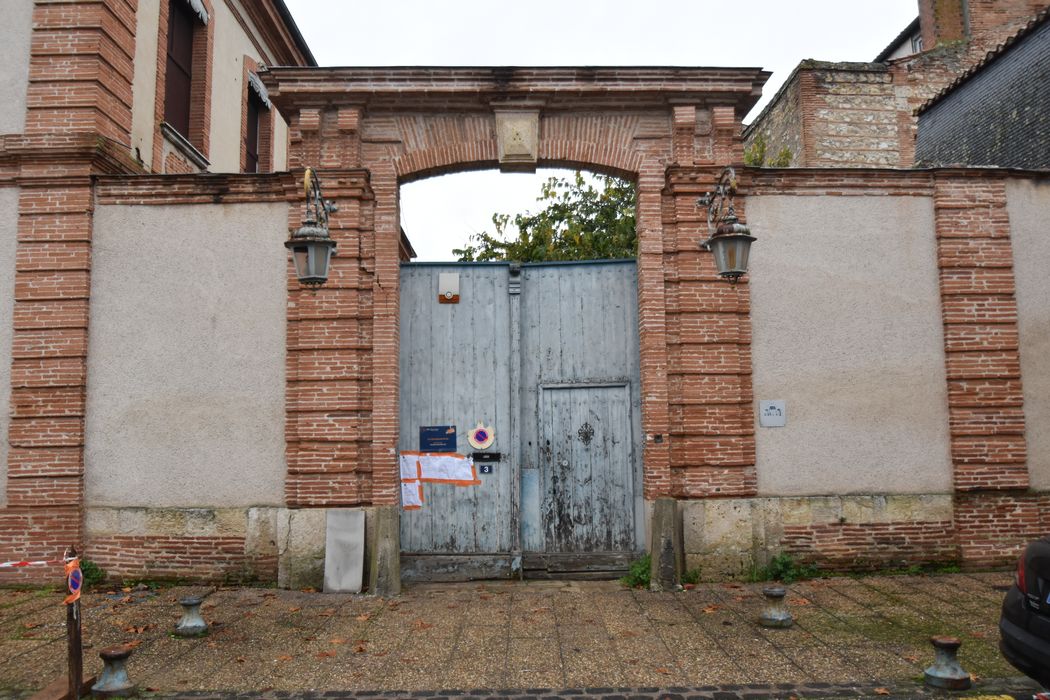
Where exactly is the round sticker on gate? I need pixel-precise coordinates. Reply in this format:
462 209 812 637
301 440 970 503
468 422 495 450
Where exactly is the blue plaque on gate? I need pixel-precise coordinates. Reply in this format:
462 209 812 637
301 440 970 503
420 425 456 452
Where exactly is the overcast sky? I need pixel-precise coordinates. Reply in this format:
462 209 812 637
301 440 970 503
281 0 918 260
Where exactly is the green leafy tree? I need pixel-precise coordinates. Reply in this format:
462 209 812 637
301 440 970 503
453 171 637 262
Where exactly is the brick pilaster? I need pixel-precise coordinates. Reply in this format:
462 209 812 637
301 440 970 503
284 169 376 507
2 0 138 581
663 167 755 498
934 172 1034 566
637 162 671 499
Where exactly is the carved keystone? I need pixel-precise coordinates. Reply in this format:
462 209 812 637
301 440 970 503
495 110 539 172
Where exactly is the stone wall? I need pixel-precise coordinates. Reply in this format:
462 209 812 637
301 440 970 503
747 2 1045 169
742 72 803 166
682 494 956 579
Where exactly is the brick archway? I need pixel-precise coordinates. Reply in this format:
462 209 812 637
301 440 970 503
265 67 767 582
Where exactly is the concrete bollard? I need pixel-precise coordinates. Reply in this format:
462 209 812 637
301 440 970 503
91 645 135 698
923 636 972 690
174 595 209 637
759 586 793 628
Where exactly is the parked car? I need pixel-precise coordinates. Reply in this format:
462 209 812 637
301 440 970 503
1000 535 1050 688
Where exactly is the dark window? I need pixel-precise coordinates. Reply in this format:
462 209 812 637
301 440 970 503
245 90 264 173
164 0 195 137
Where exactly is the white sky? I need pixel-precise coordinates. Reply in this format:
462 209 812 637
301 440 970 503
281 0 918 260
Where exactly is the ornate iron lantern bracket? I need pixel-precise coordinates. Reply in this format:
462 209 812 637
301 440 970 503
286 167 338 288
697 166 755 283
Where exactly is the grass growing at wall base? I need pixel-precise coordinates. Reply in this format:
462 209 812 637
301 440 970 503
749 553 822 584
620 553 651 588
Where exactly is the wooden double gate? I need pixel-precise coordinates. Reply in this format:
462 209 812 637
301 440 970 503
398 261 644 580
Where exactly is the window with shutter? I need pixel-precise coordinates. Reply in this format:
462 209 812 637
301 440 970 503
164 0 194 138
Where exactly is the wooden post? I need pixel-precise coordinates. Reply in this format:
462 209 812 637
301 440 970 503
65 547 82 700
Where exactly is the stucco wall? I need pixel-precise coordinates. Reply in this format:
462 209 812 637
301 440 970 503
130 0 161 169
747 195 952 496
0 0 33 134
1008 178 1050 491
0 189 20 505
85 203 288 508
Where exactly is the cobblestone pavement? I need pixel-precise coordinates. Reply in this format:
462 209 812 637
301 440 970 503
0 573 1043 698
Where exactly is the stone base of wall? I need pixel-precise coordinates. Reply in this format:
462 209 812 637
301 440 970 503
83 505 379 588
683 493 969 580
50 492 1050 586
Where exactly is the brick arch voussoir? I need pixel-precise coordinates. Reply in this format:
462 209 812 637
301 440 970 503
393 140 645 184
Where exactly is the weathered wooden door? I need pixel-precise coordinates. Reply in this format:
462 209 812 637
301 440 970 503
398 264 515 580
399 260 642 580
539 385 636 552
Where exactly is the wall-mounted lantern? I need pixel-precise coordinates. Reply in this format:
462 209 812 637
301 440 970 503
698 166 755 283
286 167 337 288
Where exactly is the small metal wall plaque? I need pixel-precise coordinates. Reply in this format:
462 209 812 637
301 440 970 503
759 400 786 428
478 463 494 475
420 425 456 451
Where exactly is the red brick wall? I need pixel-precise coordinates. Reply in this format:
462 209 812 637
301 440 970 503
934 174 1028 494
783 521 959 570
2 0 138 584
88 534 274 583
935 173 1033 567
25 0 136 143
919 0 968 49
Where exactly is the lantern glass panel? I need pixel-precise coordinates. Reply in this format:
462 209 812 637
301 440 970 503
310 243 333 279
293 246 310 280
710 234 753 278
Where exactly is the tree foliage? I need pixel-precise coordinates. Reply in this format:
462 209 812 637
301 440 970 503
453 172 637 262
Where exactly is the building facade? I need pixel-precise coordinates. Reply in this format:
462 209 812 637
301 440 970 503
0 0 312 583
0 1 1048 593
744 0 1048 168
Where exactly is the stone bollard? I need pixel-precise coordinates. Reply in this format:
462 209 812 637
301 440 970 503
924 636 972 690
92 645 135 698
174 595 209 637
758 586 793 628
